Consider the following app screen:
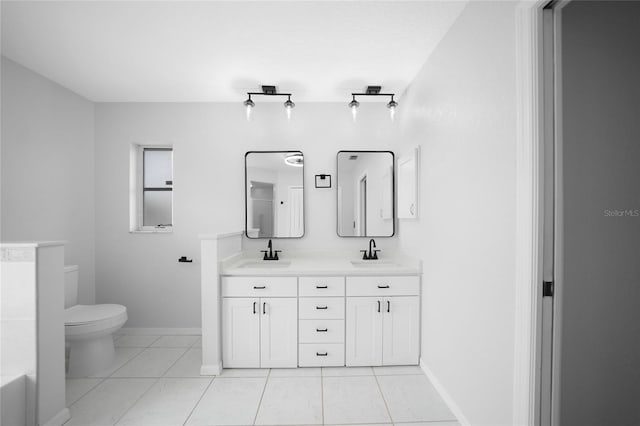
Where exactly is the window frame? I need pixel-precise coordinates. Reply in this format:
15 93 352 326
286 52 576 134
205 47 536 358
130 143 174 233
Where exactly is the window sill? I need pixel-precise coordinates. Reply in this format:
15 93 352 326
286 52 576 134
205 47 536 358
129 229 173 234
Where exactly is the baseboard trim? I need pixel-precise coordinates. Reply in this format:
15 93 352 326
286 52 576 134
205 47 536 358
42 408 71 426
420 358 470 426
119 327 202 336
200 363 222 376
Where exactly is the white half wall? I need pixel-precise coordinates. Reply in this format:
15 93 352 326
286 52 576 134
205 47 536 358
397 2 518 425
1 57 96 304
94 102 402 327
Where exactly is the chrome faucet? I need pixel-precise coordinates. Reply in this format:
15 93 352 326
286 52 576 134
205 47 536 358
360 238 380 260
261 239 281 261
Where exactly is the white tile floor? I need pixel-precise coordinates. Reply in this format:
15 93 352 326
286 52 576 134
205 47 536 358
65 335 459 426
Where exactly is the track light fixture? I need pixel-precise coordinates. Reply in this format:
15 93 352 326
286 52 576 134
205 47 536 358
348 86 398 122
243 85 295 121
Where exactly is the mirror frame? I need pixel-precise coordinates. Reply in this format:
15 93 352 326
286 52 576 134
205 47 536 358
335 150 396 238
244 150 306 239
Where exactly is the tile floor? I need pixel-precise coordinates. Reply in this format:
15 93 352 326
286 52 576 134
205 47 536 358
65 334 459 426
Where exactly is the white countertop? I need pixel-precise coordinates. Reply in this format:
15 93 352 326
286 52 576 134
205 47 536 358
1 241 66 248
221 251 421 276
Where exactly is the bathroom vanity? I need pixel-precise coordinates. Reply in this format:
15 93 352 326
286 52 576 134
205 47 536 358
199 149 417 374
200 235 422 373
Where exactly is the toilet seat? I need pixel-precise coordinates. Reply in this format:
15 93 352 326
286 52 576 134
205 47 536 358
65 304 127 337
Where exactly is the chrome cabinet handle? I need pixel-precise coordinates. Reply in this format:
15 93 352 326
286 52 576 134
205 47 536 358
316 306 328 310
316 352 328 357
253 301 256 314
253 285 266 289
387 300 390 313
377 285 390 289
377 300 381 312
316 328 328 332
316 285 328 289
262 302 266 315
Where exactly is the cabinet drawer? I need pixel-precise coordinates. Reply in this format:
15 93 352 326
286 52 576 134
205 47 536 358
299 320 344 343
299 343 344 367
222 276 297 297
299 297 345 319
346 276 420 297
299 276 345 297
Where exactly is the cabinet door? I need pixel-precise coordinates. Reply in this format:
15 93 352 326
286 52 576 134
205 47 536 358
397 148 419 219
346 297 383 366
222 298 260 368
382 296 420 366
260 298 298 368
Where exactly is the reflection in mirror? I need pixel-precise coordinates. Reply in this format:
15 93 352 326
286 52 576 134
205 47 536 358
336 151 395 237
245 151 304 238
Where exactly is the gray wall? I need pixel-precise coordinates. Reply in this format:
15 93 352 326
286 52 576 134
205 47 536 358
559 2 640 425
1 57 96 304
397 2 517 425
94 102 401 327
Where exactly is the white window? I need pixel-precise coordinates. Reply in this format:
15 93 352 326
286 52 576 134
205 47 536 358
130 144 173 232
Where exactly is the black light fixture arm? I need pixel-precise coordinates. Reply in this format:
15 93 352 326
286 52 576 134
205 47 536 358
351 92 396 97
246 92 293 97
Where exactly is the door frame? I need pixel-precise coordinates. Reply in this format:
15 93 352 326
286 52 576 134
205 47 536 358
513 0 569 425
356 171 368 236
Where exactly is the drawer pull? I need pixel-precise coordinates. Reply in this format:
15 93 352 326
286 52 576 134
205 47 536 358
316 285 328 289
316 306 328 310
263 302 266 315
316 352 328 357
253 285 266 289
387 300 391 313
377 285 390 289
316 328 328 332
377 300 381 313
253 301 257 314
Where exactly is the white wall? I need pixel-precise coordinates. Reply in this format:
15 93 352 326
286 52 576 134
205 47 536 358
559 2 640 425
396 2 517 425
94 102 401 327
1 57 96 304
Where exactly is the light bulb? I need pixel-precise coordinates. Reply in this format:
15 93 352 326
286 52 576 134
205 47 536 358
243 97 255 121
284 97 295 121
387 98 398 122
348 98 359 122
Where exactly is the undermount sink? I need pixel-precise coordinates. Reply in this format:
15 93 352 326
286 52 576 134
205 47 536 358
350 260 400 268
237 260 292 269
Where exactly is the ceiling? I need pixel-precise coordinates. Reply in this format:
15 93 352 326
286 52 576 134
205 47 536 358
1 1 467 102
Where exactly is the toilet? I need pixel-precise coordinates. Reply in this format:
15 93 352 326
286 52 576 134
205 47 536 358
64 265 127 377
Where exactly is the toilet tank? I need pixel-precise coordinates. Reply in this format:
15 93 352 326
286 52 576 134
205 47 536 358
64 265 79 308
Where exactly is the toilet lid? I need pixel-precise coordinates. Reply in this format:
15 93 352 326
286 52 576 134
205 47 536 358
65 304 127 325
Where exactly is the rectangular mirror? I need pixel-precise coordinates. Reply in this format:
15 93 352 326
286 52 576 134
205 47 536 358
336 150 395 237
245 151 305 238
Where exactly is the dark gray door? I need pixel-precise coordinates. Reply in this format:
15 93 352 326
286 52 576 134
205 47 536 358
553 2 640 425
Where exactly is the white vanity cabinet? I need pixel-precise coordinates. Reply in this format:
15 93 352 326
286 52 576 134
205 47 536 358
221 277 297 368
345 276 420 366
217 271 420 370
298 276 345 367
